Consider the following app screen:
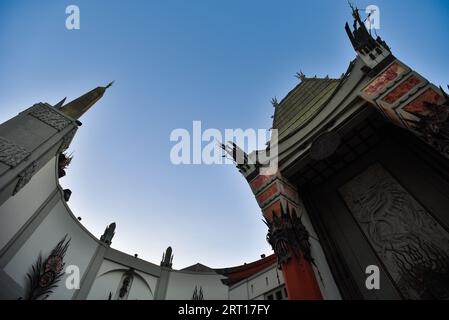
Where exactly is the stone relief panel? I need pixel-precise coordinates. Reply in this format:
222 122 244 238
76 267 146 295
29 104 71 131
339 164 449 299
0 137 30 167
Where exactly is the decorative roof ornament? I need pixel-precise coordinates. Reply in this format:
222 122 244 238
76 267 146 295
295 70 306 82
263 204 313 269
58 152 73 178
310 131 341 160
192 285 204 300
271 97 279 108
161 246 174 268
100 222 116 245
219 141 257 177
345 2 390 56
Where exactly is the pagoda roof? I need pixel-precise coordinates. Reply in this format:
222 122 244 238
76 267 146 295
273 77 341 141
215 254 277 286
179 255 277 286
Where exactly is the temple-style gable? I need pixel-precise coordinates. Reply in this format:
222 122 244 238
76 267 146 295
224 8 449 300
273 77 341 142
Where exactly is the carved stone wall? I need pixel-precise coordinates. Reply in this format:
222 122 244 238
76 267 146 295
0 137 30 167
340 164 449 299
29 104 71 131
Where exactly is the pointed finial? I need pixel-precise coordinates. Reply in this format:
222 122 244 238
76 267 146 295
348 0 357 16
161 246 174 268
347 0 363 29
271 97 279 108
100 222 116 245
105 81 114 89
54 97 67 109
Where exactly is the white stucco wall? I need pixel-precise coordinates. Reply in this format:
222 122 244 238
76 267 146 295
87 259 157 300
87 260 124 300
229 265 284 300
3 199 99 299
299 204 342 300
165 271 229 300
128 271 155 300
0 154 337 301
0 157 57 250
228 281 249 299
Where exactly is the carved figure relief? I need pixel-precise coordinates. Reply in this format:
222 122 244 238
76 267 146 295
339 164 449 299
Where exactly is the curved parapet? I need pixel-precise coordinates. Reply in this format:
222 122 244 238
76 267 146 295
0 90 280 300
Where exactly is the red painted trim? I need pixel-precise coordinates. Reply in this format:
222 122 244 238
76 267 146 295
256 183 279 205
220 254 277 286
250 174 274 192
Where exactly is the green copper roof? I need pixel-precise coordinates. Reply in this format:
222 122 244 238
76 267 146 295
273 77 340 141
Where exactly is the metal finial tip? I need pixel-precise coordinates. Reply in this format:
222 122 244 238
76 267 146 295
105 81 114 89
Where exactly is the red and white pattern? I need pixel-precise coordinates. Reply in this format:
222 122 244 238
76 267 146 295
363 62 406 96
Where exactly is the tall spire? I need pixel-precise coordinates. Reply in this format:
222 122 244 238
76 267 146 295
59 82 113 120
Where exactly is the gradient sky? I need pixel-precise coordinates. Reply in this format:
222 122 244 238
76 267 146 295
0 0 448 269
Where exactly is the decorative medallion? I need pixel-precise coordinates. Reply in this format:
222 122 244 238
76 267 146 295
310 131 341 160
25 235 71 300
29 104 71 131
0 137 30 167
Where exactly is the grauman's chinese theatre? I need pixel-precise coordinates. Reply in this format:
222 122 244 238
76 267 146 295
1 9 449 300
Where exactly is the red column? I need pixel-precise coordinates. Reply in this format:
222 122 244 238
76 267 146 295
248 172 323 300
281 250 322 300
263 201 323 300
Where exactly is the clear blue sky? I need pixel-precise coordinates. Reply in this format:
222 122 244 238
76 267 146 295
0 0 448 269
